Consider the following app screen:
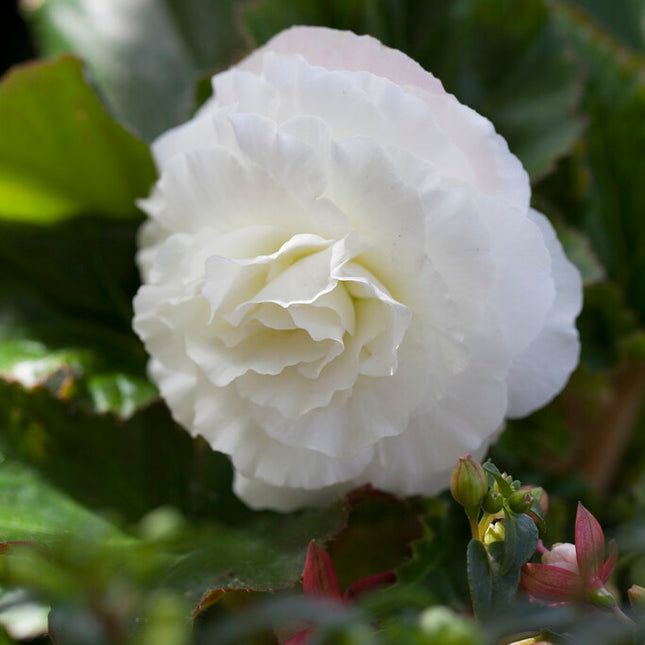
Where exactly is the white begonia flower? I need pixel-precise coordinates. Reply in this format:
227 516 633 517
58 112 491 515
133 26 582 511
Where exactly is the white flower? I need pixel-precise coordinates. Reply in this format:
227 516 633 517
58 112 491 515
133 27 582 511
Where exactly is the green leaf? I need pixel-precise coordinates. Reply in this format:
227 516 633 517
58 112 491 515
327 489 422 592
0 460 125 543
466 539 492 621
170 503 348 611
241 0 333 45
577 282 639 369
620 331 645 361
481 25 586 180
0 216 156 418
570 0 645 52
487 541 521 611
27 0 247 141
501 509 539 575
0 340 157 419
0 380 242 522
387 498 469 611
0 57 155 223
554 2 645 319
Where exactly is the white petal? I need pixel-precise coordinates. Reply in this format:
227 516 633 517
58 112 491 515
252 332 428 458
506 210 582 417
233 472 350 512
192 381 374 488
411 93 531 210
478 193 556 356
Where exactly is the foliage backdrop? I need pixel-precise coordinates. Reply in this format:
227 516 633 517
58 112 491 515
1 0 645 643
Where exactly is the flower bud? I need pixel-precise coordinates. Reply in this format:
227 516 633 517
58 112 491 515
541 543 578 573
507 490 533 514
628 584 645 610
588 586 617 609
418 606 478 645
450 455 488 510
521 486 548 516
481 489 503 514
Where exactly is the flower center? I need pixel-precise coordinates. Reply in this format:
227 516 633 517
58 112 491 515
194 230 411 418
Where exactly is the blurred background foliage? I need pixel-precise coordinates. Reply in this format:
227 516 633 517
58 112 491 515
1 0 645 642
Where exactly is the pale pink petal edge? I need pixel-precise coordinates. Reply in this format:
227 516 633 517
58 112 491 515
237 25 446 95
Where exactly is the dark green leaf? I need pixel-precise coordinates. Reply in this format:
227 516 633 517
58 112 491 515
487 541 522 612
0 381 242 522
0 217 156 418
27 0 247 140
241 0 331 45
570 0 645 52
169 502 347 609
577 282 639 370
466 539 492 621
0 57 155 223
387 498 469 611
481 25 586 180
501 509 538 575
48 604 111 645
620 331 645 361
327 490 422 591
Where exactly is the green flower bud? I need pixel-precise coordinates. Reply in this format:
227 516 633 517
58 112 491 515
450 455 488 510
521 486 548 516
628 584 645 610
588 586 617 609
418 606 478 645
507 490 533 514
481 489 503 514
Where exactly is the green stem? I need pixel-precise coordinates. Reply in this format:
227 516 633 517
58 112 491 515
466 508 480 541
612 605 636 628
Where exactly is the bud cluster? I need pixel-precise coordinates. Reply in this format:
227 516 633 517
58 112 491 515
449 455 546 542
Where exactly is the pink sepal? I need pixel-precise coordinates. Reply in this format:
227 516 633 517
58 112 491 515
343 570 396 601
521 563 584 602
575 502 605 582
302 540 342 600
600 539 618 584
284 628 313 645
